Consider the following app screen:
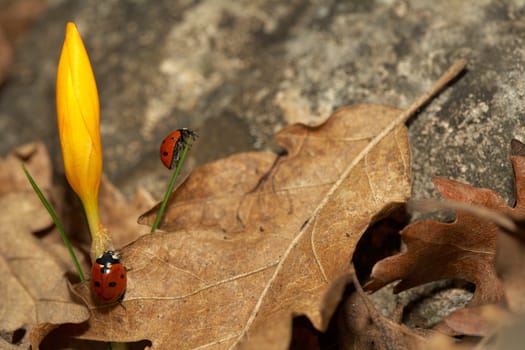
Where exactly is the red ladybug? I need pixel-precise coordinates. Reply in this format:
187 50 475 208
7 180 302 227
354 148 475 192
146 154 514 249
159 128 197 169
91 250 127 303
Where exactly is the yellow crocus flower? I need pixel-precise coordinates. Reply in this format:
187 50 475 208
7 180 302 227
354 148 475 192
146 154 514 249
56 22 112 259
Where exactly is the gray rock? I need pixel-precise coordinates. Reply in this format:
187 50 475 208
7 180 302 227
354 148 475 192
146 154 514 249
2 0 523 203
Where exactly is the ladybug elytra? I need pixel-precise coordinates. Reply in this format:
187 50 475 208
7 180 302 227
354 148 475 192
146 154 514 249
91 250 127 303
159 128 197 169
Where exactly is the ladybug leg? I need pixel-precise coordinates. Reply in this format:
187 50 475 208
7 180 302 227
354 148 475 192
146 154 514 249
181 129 199 144
174 141 185 161
117 298 127 311
180 130 198 152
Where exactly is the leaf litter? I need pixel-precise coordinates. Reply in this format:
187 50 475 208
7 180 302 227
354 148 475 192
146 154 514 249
0 61 475 349
367 139 525 347
0 144 89 349
0 143 157 349
66 102 412 349
59 61 464 349
365 176 506 308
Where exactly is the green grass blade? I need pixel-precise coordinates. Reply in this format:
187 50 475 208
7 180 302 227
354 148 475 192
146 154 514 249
22 164 86 281
151 140 193 233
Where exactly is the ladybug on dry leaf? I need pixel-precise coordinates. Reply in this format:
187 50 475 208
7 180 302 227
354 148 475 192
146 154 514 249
91 250 127 303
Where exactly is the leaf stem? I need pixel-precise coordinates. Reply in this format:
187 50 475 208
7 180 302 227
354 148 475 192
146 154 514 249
151 140 193 233
22 164 86 281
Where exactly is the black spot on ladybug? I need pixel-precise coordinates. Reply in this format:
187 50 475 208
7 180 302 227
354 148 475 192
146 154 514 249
109 282 117 287
94 281 101 287
120 274 125 279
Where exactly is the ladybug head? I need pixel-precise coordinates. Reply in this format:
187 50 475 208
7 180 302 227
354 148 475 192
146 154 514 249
95 250 121 266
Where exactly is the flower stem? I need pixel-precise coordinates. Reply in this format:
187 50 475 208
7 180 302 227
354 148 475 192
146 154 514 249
22 164 86 281
151 140 193 233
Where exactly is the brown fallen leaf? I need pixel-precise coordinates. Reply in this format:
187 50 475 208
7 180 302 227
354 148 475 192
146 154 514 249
0 143 77 251
365 175 506 308
0 145 90 348
138 150 277 233
366 139 525 339
294 269 429 349
59 103 412 349
0 143 161 348
0 142 52 196
434 305 525 350
496 230 525 311
0 191 89 348
37 60 466 349
385 140 525 343
33 60 465 348
494 140 525 315
338 273 428 350
99 175 156 249
425 332 475 350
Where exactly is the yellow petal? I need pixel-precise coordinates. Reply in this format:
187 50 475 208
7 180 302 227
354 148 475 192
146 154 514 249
56 22 102 239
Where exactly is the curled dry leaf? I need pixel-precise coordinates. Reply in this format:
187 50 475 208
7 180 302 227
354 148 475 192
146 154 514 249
337 273 427 350
0 142 163 349
366 140 525 336
366 175 506 307
62 104 411 349
495 140 525 315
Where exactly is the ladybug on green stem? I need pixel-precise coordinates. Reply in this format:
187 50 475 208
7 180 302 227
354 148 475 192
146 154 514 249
159 128 197 169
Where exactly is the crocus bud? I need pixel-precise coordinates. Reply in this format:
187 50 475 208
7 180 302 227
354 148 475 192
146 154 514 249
56 22 112 259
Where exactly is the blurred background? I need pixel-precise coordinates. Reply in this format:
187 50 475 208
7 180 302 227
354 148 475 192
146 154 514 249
1 0 524 205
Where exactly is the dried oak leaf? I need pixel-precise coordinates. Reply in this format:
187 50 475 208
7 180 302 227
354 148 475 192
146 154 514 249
366 175 506 306
425 143 525 336
363 148 525 331
98 175 156 249
337 273 427 350
0 144 90 348
376 140 525 339
299 271 427 349
0 191 89 348
494 140 525 314
59 104 411 349
0 142 52 196
3 143 159 349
